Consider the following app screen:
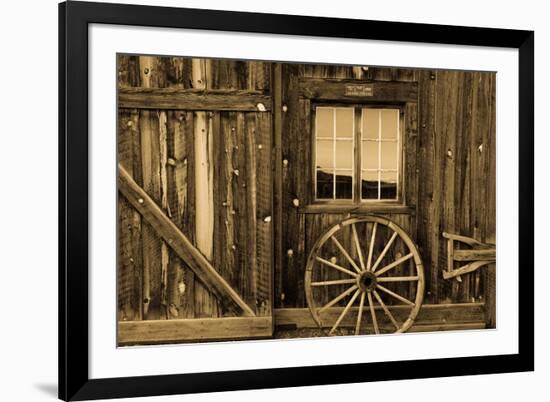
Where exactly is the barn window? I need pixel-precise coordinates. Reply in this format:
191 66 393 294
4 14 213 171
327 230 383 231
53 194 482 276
314 106 401 202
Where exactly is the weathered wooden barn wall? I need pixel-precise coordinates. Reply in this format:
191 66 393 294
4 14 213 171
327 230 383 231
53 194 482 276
117 55 496 334
117 55 272 322
277 64 496 316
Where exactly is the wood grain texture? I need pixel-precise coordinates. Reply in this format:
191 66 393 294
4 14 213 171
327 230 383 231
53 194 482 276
118 165 255 317
119 317 273 345
299 79 418 102
119 88 272 111
275 303 485 329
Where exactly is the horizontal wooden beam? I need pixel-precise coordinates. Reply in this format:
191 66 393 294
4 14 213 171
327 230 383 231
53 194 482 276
118 317 272 345
299 203 415 215
118 164 255 317
299 79 418 103
274 303 485 329
454 248 496 261
118 87 272 111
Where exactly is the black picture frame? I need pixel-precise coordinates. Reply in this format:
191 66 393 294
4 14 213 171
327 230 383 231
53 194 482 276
59 1 534 400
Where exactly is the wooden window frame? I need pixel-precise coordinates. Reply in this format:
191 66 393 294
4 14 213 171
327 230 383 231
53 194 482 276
310 102 406 210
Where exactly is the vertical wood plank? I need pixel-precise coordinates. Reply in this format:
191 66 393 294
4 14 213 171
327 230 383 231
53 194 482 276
244 113 258 310
118 110 142 321
255 111 273 316
192 59 220 317
416 70 437 304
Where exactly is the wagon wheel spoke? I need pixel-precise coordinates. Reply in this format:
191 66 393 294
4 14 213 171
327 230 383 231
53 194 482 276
375 253 414 277
351 224 366 271
371 231 398 273
367 292 379 334
376 284 415 306
331 236 362 274
311 279 357 287
329 289 361 335
355 292 366 335
377 276 419 283
318 285 358 314
366 222 378 270
373 290 400 330
315 256 358 277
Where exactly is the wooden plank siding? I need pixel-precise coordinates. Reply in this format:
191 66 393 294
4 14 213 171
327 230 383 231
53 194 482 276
278 64 496 311
117 54 496 343
116 55 274 341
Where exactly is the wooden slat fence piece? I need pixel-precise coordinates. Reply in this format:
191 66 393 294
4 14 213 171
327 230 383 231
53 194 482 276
119 317 272 345
119 87 272 111
118 164 255 317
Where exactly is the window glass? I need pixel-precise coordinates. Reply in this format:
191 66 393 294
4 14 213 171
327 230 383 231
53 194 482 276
361 108 400 201
335 141 353 170
380 142 398 170
335 108 354 138
335 171 353 199
315 107 354 200
316 140 333 169
381 109 399 139
316 107 334 138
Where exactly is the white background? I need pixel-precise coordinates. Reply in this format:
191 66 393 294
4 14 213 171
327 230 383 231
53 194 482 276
0 0 544 401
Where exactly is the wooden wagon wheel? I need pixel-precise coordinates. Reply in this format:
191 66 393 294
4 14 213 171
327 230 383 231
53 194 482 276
305 216 424 335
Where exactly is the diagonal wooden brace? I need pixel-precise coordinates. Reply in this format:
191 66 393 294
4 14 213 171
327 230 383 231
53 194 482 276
118 164 255 317
442 232 496 282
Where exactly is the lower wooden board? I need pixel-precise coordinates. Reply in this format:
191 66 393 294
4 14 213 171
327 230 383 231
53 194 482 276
118 316 273 345
274 303 485 329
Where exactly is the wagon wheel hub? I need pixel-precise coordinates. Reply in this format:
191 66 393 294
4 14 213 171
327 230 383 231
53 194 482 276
357 271 377 292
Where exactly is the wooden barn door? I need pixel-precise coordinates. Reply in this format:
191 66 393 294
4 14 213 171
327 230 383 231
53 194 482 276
117 56 273 345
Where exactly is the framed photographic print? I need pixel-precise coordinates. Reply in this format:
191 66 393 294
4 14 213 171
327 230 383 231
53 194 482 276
59 1 534 400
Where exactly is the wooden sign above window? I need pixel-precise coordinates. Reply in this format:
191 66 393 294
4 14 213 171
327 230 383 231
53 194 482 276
300 78 418 103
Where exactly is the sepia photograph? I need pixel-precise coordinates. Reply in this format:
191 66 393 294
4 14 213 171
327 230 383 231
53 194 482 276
116 54 496 346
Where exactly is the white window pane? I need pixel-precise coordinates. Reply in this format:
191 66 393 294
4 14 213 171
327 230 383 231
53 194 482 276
362 108 379 139
336 108 354 138
381 109 399 140
316 107 333 138
362 141 379 170
381 142 398 170
335 140 353 169
316 140 333 168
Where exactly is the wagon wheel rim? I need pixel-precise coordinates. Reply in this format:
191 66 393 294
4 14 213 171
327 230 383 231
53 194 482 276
305 216 425 336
